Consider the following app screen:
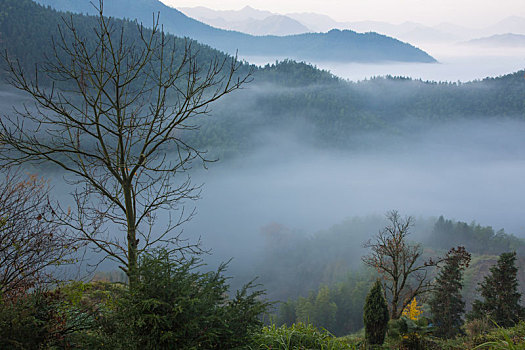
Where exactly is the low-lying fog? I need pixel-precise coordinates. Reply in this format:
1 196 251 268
186 119 525 269
243 45 525 82
3 76 525 284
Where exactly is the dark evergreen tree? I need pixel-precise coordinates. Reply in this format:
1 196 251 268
469 252 525 327
429 247 471 338
108 249 269 349
363 280 389 346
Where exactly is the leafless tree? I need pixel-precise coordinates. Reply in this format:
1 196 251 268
0 171 74 300
362 210 441 319
0 1 249 286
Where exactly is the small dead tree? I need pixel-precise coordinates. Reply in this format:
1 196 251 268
362 210 441 319
0 171 73 300
0 1 249 286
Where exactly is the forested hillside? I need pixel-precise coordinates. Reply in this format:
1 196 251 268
30 0 436 63
193 66 525 157
258 217 525 336
2 1 524 158
0 0 248 85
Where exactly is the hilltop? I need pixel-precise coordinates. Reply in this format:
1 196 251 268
32 0 436 63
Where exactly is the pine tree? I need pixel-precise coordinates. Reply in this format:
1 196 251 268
363 280 389 346
469 252 524 327
429 247 471 338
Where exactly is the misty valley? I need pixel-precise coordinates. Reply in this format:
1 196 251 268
1 0 525 349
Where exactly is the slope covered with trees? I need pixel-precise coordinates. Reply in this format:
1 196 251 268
32 0 436 63
194 67 525 156
262 216 525 335
2 1 524 159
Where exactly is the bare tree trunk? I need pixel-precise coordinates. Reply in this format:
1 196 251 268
0 0 250 286
363 211 443 319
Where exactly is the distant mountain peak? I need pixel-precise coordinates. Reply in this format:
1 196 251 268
32 0 436 63
462 33 525 47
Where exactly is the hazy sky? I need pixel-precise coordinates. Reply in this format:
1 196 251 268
160 0 525 27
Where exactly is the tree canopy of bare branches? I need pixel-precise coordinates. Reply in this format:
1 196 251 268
362 210 441 319
0 171 74 300
0 1 249 286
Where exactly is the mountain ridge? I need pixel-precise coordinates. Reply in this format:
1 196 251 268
462 33 525 47
32 0 436 63
3 0 524 159
179 6 525 45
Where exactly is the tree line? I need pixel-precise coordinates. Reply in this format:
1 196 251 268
272 212 525 339
3 0 525 160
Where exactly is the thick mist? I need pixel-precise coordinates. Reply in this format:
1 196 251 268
242 46 525 82
173 118 525 286
3 75 525 298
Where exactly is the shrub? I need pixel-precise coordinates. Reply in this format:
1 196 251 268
465 317 493 338
108 249 269 349
250 322 358 349
387 317 435 350
0 289 69 349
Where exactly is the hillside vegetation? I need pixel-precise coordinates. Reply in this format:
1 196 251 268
2 1 525 349
31 0 436 63
2 1 524 159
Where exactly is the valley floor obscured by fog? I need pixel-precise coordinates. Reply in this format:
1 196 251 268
2 47 525 290
186 119 525 270
243 45 525 82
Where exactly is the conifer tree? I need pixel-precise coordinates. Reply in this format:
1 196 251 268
429 247 471 338
364 280 389 346
469 252 524 327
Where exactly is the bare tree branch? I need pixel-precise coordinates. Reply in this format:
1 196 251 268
0 170 76 300
0 0 250 287
362 210 444 319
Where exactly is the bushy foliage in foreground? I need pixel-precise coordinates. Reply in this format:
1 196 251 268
76 250 268 350
425 321 525 350
0 290 69 349
0 250 269 349
113 250 269 349
250 323 358 350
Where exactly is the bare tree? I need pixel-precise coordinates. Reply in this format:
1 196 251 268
0 1 249 286
0 171 74 300
362 210 441 319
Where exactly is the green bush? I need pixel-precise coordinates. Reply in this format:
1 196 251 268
58 281 129 349
464 317 493 338
105 249 269 349
0 290 68 349
250 322 358 349
385 317 437 350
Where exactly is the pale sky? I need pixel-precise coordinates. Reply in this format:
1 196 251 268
160 0 525 27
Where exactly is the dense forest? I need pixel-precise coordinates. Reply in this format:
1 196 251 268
195 66 525 157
